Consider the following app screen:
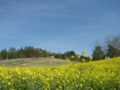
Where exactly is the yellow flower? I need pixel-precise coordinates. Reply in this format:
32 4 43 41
59 85 62 89
100 81 102 84
82 59 85 62
23 63 25 66
82 50 86 54
91 88 93 90
89 57 93 60
50 62 52 65
79 84 83 87
89 60 92 62
8 82 11 86
71 55 74 59
76 85 78 87
66 58 70 62
77 55 80 59
57 81 59 84
2 80 5 83
22 77 25 80
2 64 5 66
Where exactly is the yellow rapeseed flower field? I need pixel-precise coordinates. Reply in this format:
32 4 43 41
0 57 120 90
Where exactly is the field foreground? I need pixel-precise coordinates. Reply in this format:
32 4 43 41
0 57 120 90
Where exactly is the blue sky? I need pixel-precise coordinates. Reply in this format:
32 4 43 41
0 0 120 56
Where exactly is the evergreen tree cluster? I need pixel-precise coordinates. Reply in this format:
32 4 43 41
0 46 44 60
0 46 90 62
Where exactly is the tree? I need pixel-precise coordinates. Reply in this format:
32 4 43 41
61 54 66 59
55 52 62 59
92 46 104 60
63 54 67 59
42 50 48 57
107 44 117 58
64 50 76 58
104 34 120 56
24 46 29 58
27 46 34 58
0 48 8 60
34 48 42 57
58 52 62 59
64 51 70 58
0 52 1 60
47 51 51 57
8 47 17 59
55 54 59 58
18 47 25 58
51 53 56 57
70 50 76 56
118 50 120 56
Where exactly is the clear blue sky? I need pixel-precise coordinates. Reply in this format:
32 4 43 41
0 0 120 56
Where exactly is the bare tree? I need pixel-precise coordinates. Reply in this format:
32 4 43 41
105 34 120 48
34 48 42 57
104 33 120 56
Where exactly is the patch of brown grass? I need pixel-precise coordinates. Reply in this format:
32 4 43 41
0 57 80 67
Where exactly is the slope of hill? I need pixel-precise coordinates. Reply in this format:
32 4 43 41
0 57 80 67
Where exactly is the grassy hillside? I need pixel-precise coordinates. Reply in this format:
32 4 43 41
0 57 80 67
0 57 120 90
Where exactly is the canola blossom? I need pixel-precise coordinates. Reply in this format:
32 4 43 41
82 59 85 62
89 57 93 60
77 55 80 59
65 58 70 62
71 55 74 59
82 50 86 54
0 57 120 90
